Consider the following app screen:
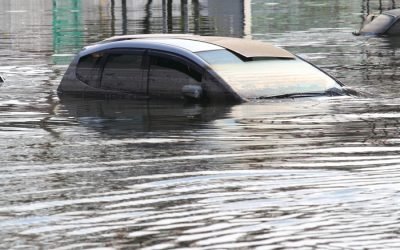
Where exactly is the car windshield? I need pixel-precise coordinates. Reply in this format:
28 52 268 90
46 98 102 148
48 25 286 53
196 50 342 99
361 14 394 34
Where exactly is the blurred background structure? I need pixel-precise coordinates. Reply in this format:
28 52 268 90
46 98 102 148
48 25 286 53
0 0 399 62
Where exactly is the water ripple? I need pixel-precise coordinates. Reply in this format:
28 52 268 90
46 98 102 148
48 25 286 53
1 165 398 248
3 0 400 249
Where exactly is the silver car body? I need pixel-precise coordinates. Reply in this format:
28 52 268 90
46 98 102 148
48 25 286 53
58 34 346 103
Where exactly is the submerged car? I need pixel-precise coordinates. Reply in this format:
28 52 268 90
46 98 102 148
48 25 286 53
355 9 400 36
58 34 350 103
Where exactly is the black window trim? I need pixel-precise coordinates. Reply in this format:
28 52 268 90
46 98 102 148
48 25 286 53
76 48 148 90
76 48 205 97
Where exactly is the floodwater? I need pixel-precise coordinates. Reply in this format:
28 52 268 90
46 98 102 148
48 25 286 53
2 0 400 249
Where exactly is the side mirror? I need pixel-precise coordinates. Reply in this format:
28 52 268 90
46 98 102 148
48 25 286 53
182 84 203 100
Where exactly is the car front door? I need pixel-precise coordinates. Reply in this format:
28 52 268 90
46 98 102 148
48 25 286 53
147 51 202 99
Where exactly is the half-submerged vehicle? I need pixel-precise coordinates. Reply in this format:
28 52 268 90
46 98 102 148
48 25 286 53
355 9 400 36
58 34 350 103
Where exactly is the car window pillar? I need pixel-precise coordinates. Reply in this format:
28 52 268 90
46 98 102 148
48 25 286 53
146 50 203 99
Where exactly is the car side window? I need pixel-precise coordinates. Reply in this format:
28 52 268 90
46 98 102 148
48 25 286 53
148 53 202 98
101 52 146 93
152 56 202 82
387 20 400 35
76 53 103 87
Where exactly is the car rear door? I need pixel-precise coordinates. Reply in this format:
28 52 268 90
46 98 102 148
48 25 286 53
100 49 147 95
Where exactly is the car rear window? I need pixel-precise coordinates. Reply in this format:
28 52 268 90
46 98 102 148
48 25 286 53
76 53 103 85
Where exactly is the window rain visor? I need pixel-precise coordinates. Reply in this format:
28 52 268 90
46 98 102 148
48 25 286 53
197 50 342 99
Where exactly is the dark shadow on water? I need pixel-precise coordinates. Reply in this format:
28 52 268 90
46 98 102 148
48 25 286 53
58 97 233 134
383 36 400 48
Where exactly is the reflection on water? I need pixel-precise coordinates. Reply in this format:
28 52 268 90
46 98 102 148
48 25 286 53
52 0 83 64
60 97 232 133
3 0 400 249
4 97 400 249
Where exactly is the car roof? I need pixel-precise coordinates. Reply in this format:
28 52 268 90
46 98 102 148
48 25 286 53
136 38 224 53
99 34 295 59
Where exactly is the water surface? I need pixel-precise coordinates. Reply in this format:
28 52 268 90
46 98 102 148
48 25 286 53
2 0 400 249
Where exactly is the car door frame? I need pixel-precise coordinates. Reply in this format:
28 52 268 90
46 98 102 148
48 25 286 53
145 49 204 99
98 48 148 97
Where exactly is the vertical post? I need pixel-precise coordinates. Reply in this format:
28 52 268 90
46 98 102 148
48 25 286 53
167 0 173 32
192 0 200 34
361 0 367 23
181 0 189 33
243 0 251 38
111 0 115 36
143 0 153 33
162 0 168 33
122 0 127 34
